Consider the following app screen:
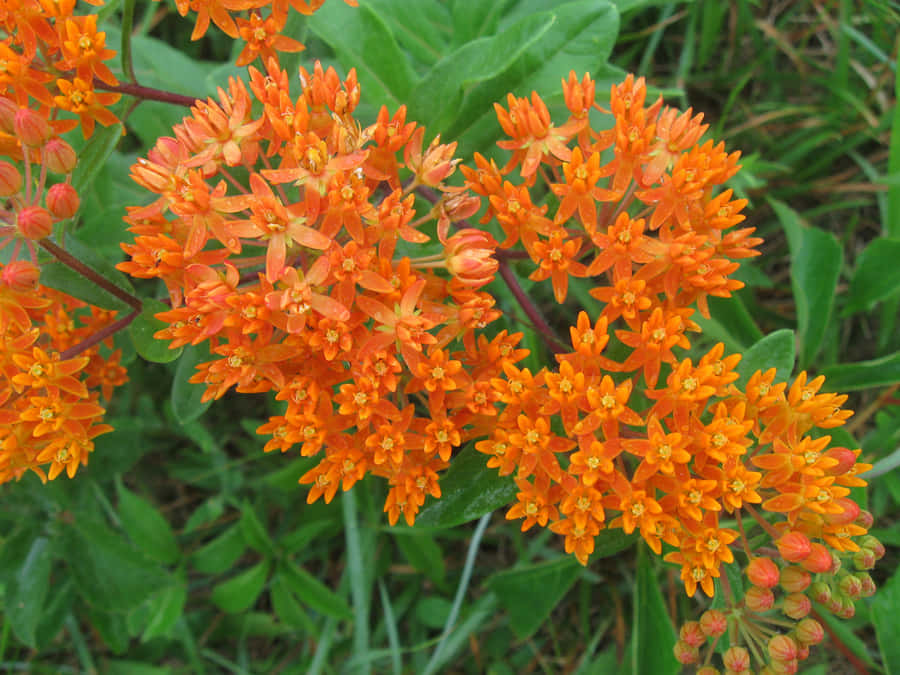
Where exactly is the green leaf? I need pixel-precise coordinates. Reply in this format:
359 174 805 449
211 560 270 613
871 560 900 674
393 529 445 585
35 577 75 648
171 343 213 425
308 2 417 109
6 537 53 647
72 123 125 195
105 662 174 675
414 596 452 629
270 574 317 633
735 329 796 388
141 580 187 642
450 0 511 45
415 445 516 528
130 298 183 363
240 500 275 555
633 546 679 675
117 482 180 565
279 560 353 620
369 0 451 66
488 556 581 639
845 237 900 314
770 198 843 368
407 11 556 132
67 517 170 611
820 350 900 391
191 524 247 575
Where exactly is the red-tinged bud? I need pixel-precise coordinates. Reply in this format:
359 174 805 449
1 260 41 291
673 639 699 664
779 566 811 593
45 183 80 219
0 160 21 196
823 446 856 475
747 557 780 588
861 535 885 559
722 645 751 672
679 620 705 647
744 585 775 612
837 597 856 619
700 609 728 637
14 108 51 147
770 658 799 675
797 645 810 661
857 572 876 597
824 497 859 525
42 138 78 174
777 531 811 562
444 228 498 288
809 580 831 604
768 634 798 662
839 574 862 600
795 618 824 645
0 97 17 133
826 597 842 614
16 205 53 239
855 509 874 529
696 667 720 675
853 547 876 570
782 592 811 619
800 543 833 573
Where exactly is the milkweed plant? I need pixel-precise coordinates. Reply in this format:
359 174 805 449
1 0 898 672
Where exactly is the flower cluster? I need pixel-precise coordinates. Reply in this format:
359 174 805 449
0 95 128 483
120 57 507 525
0 0 121 137
464 74 879 673
169 0 356 65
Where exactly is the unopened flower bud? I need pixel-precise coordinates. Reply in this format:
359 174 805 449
14 108 51 147
0 160 21 196
782 592 811 619
839 574 862 600
747 557 780 588
779 567 811 593
800 543 833 573
745 585 775 613
857 572 876 597
16 205 53 239
795 618 824 645
809 580 832 604
673 639 699 664
837 597 856 619
777 531 811 562
46 183 80 219
797 644 810 661
700 609 728 637
679 620 705 647
824 497 859 525
823 447 857 475
722 645 751 672
696 667 720 675
860 535 885 560
1 260 40 291
42 138 78 174
0 97 17 133
855 509 874 529
852 547 875 570
770 657 799 675
768 634 798 662
444 228 498 288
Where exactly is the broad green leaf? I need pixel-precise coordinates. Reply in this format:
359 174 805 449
308 2 416 109
141 581 187 642
845 238 900 314
72 123 125 195
130 298 183 363
735 329 795 388
450 0 513 45
393 529 445 585
127 32 219 99
871 559 900 674
369 0 451 67
633 547 679 675
211 560 270 613
591 529 639 558
6 537 53 647
488 556 581 639
240 500 275 555
171 343 213 425
192 524 247 575
88 605 130 654
270 574 317 633
35 577 75 648
183 496 225 534
407 11 556 132
695 294 764 352
280 560 353 620
414 596 452 629
117 482 180 565
67 517 170 611
105 662 174 675
770 198 843 369
820 350 900 391
415 445 516 528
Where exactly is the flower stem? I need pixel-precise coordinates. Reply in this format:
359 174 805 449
94 78 198 107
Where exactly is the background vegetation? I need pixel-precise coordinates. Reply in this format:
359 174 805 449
1 0 899 673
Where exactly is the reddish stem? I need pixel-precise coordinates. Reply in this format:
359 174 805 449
58 310 140 360
94 78 199 108
497 258 567 354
